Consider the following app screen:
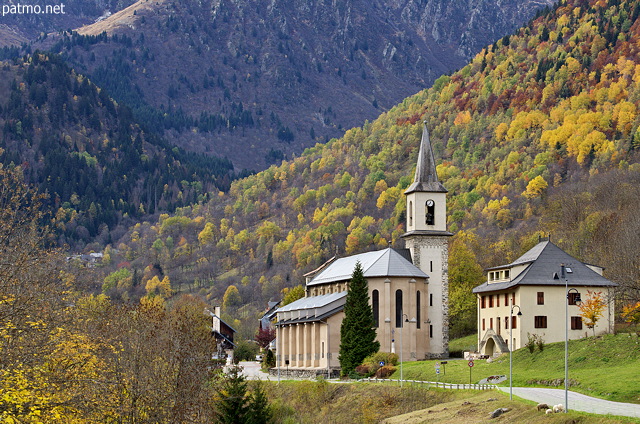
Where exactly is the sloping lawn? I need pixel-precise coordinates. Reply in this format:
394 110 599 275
393 333 640 404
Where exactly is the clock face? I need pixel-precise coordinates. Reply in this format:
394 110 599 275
427 200 434 207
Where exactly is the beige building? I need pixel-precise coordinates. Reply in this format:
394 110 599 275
472 239 617 356
274 123 451 377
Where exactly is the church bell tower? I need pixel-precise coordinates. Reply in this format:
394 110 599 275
402 122 451 358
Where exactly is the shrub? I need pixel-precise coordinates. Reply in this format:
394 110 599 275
375 365 397 378
355 364 372 376
536 334 545 352
234 340 260 363
526 333 536 353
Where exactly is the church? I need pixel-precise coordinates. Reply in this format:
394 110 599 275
274 123 452 376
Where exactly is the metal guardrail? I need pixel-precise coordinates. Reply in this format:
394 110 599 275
361 377 497 391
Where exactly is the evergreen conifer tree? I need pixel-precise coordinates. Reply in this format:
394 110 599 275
339 261 380 376
214 366 250 423
246 381 272 424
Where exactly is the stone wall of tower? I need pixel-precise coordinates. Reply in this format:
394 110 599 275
404 235 449 359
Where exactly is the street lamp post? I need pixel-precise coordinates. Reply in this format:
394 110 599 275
565 274 581 413
399 320 403 387
509 302 522 400
400 313 416 388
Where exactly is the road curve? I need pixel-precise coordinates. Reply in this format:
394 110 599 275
498 387 640 418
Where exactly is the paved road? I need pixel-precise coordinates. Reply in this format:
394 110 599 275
237 361 271 380
498 387 640 418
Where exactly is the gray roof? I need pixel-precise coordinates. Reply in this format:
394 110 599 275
473 240 617 293
277 291 346 312
405 122 447 194
275 291 347 325
307 247 428 286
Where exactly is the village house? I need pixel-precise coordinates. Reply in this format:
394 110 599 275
472 239 617 357
274 123 452 377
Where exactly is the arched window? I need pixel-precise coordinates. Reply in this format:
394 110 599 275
426 200 435 225
395 289 403 328
416 290 421 329
408 201 413 227
372 290 379 328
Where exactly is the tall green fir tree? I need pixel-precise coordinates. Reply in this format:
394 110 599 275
339 261 380 376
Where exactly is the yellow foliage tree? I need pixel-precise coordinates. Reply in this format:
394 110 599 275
522 175 548 199
145 275 172 298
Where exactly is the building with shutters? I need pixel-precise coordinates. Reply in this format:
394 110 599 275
472 239 617 357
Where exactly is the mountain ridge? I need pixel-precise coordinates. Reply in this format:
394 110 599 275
37 0 555 171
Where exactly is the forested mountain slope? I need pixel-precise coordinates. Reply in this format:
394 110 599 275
0 0 137 47
0 52 236 249
102 0 640 336
36 0 554 171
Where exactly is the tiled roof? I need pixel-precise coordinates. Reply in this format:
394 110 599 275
307 247 427 286
473 240 617 293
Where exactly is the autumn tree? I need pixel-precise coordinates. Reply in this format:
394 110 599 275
621 301 640 327
281 284 305 306
339 262 379 376
223 285 242 310
578 290 607 336
448 231 484 338
255 327 276 349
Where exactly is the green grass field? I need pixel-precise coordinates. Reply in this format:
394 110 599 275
392 333 640 404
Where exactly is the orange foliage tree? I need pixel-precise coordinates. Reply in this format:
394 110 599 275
578 290 607 336
621 302 640 326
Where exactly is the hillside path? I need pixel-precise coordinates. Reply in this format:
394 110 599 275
498 387 640 418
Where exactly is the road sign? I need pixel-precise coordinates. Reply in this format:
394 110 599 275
468 360 474 368
379 361 385 367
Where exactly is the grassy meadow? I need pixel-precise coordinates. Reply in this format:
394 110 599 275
261 381 639 424
391 333 640 404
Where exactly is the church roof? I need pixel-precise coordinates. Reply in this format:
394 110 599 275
405 122 447 194
472 240 617 293
275 291 347 325
307 247 427 286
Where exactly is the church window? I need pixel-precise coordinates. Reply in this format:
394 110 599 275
430 261 433 273
430 293 433 307
409 201 413 226
429 324 433 338
395 289 403 328
372 290 379 328
426 200 435 225
416 291 421 329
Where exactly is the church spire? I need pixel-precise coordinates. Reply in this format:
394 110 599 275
405 121 447 194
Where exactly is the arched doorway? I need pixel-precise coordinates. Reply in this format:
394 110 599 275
484 337 496 356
